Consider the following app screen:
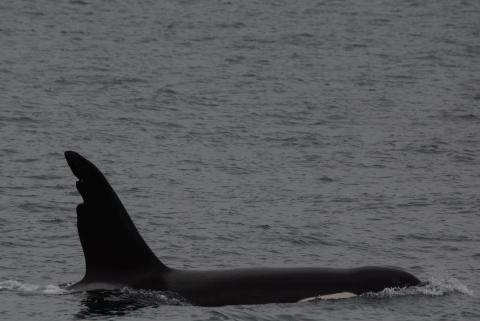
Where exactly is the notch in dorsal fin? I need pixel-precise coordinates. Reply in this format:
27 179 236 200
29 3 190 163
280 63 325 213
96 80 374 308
64 151 167 281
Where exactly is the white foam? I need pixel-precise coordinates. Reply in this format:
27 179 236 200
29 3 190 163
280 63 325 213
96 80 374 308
298 278 473 303
0 280 67 294
120 287 190 306
363 277 473 299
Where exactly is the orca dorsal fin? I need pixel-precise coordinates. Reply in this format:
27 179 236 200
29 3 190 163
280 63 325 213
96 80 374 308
65 151 167 281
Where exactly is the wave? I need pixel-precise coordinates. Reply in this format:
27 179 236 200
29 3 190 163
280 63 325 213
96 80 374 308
300 277 473 303
0 280 67 295
362 277 473 299
118 288 190 306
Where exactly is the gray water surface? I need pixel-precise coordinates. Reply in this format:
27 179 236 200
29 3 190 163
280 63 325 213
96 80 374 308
1 0 479 320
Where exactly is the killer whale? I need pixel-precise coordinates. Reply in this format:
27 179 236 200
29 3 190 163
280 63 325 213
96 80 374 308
64 151 421 306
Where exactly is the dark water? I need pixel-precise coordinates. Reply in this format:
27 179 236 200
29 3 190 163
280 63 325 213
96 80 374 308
1 0 479 320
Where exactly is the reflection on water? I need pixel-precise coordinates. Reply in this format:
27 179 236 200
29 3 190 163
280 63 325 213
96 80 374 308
74 289 189 319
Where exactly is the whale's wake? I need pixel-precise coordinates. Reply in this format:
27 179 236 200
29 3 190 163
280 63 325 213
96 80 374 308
0 280 67 295
362 277 473 299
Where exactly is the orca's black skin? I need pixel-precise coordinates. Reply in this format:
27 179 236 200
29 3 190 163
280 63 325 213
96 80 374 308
64 151 421 306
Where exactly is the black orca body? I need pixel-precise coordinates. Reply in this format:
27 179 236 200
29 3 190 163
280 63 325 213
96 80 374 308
64 151 421 306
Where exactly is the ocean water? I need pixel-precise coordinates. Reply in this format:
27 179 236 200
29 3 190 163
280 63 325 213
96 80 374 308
1 0 479 320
